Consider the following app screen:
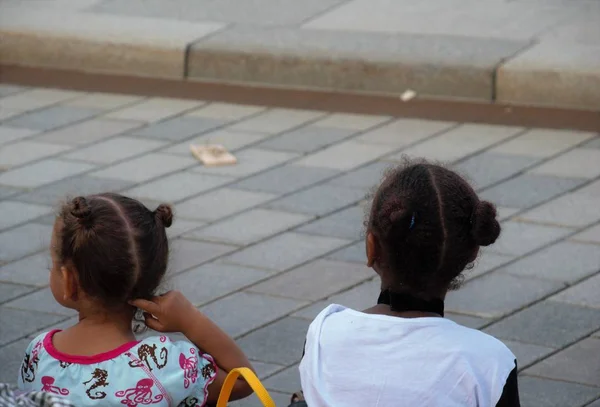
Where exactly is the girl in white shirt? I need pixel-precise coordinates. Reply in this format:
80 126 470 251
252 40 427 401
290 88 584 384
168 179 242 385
298 161 520 407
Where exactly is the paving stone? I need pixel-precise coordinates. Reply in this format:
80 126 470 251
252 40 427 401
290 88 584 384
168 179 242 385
91 153 195 183
200 292 308 338
234 164 340 195
0 108 27 122
124 171 232 203
224 232 349 272
187 208 311 245
0 307 65 346
0 84 27 98
313 113 390 131
250 259 372 301
169 238 236 274
92 0 347 25
4 106 101 131
0 159 95 189
390 124 522 163
500 340 555 369
248 361 286 380
231 390 291 407
297 206 365 240
4 287 75 317
552 273 600 309
0 252 51 287
327 161 391 191
236 317 310 365
480 174 586 208
264 184 366 216
186 102 266 121
446 272 563 318
176 188 275 221
0 201 52 231
263 364 300 393
170 262 270 306
0 126 39 145
62 92 143 109
525 337 600 387
454 151 539 190
518 192 600 228
257 126 353 153
106 98 205 122
0 223 52 263
62 136 165 164
530 148 600 179
484 300 600 348
189 25 530 100
496 206 520 221
584 137 600 149
166 219 205 239
191 148 298 178
130 116 225 141
0 338 31 382
326 241 366 264
501 241 600 283
0 141 71 168
292 277 379 320
489 221 571 257
228 108 325 134
163 129 270 156
445 313 490 330
35 118 143 145
466 251 514 280
15 175 133 206
295 140 391 170
586 398 600 407
0 185 23 200
518 376 600 407
0 282 36 304
571 224 600 245
490 128 595 158
0 88 83 111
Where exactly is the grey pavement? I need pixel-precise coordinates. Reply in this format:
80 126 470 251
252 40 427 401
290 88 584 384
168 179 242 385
0 85 599 407
0 0 599 109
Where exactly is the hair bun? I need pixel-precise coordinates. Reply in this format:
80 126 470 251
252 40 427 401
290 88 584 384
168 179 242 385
154 204 173 228
71 196 93 227
471 201 501 246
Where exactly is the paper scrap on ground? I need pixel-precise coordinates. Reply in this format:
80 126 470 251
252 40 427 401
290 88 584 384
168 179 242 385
190 144 237 167
400 89 417 102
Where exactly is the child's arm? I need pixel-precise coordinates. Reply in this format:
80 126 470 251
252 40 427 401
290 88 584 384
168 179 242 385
131 292 254 402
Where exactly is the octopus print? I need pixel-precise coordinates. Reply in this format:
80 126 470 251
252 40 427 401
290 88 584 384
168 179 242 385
115 378 163 406
83 368 109 399
41 376 70 396
179 350 199 389
128 344 168 371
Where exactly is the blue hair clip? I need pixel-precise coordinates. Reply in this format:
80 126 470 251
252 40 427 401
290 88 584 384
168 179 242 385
409 212 416 229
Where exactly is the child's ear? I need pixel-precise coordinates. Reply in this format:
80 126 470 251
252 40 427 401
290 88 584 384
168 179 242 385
366 232 378 268
61 266 79 302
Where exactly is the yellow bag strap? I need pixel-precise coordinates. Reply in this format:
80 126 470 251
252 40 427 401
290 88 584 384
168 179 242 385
216 367 276 407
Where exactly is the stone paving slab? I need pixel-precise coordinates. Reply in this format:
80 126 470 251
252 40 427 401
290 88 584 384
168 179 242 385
0 86 599 403
2 1 599 108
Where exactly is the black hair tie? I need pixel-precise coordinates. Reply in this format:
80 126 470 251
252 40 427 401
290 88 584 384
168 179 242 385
377 289 444 317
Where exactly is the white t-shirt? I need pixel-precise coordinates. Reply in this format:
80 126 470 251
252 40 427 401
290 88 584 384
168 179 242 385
299 304 516 407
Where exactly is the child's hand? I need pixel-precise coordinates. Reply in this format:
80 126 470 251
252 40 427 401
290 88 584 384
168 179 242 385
130 291 197 333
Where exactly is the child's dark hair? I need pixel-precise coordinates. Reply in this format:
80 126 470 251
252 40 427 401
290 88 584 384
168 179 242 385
56 193 173 307
367 161 500 295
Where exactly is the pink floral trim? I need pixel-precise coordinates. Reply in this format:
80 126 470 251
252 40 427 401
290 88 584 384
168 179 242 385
43 330 140 365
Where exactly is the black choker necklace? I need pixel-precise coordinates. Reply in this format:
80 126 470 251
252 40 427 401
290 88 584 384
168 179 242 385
377 290 444 317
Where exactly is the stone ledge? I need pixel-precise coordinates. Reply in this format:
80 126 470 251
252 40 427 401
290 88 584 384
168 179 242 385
0 6 223 78
187 26 531 101
497 42 600 111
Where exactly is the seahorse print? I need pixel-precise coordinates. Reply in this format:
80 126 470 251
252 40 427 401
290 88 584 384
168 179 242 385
128 344 168 371
21 341 42 383
59 361 72 369
177 397 199 407
83 368 109 399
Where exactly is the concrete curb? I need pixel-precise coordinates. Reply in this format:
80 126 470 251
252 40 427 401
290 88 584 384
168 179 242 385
1 7 599 111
